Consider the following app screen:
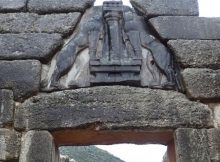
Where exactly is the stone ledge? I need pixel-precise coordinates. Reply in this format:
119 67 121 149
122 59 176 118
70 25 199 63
149 16 220 40
0 60 41 102
14 86 213 131
0 129 21 161
168 40 220 69
28 0 95 13
0 0 26 12
0 33 63 62
0 13 81 35
131 0 198 17
182 68 220 100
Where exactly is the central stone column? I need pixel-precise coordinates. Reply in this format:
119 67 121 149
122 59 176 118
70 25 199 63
90 1 142 85
103 8 122 62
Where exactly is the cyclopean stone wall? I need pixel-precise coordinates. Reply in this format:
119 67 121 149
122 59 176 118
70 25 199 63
0 0 220 162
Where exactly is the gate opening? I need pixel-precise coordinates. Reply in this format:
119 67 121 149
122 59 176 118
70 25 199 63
52 130 176 162
60 144 167 162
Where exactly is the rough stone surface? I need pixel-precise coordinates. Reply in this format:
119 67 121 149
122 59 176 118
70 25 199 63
33 13 81 35
28 0 95 13
182 68 220 100
208 129 220 162
0 0 26 12
131 0 198 17
0 13 81 35
209 104 220 128
0 129 21 161
0 60 41 101
0 13 36 33
168 40 220 69
0 90 14 127
14 86 213 131
0 33 63 62
175 128 210 162
149 16 220 40
19 131 55 162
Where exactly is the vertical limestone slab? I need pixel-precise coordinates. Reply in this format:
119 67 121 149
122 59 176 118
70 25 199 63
0 129 21 161
0 90 14 126
19 131 56 162
175 128 210 162
208 129 220 162
209 104 220 128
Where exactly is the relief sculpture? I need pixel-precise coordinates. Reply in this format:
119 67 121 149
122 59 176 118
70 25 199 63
41 1 183 91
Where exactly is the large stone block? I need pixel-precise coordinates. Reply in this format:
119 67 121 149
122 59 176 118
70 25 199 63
0 60 41 101
14 86 213 131
0 13 36 33
130 0 198 17
28 0 94 13
168 40 220 69
0 90 14 127
0 33 63 61
0 129 21 161
175 128 220 162
0 13 81 35
149 16 220 40
0 33 62 62
33 13 81 35
0 0 26 12
19 131 55 162
182 68 220 100
175 128 210 162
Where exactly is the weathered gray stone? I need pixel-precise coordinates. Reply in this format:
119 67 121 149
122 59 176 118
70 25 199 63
0 0 26 12
149 16 220 40
174 128 220 162
0 13 81 35
28 0 94 13
0 33 62 62
0 129 21 161
19 131 55 162
14 86 213 131
209 104 220 128
182 68 220 100
0 90 14 127
0 60 41 101
168 40 220 69
131 0 198 17
34 13 81 35
208 129 220 162
175 128 210 162
0 13 36 33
